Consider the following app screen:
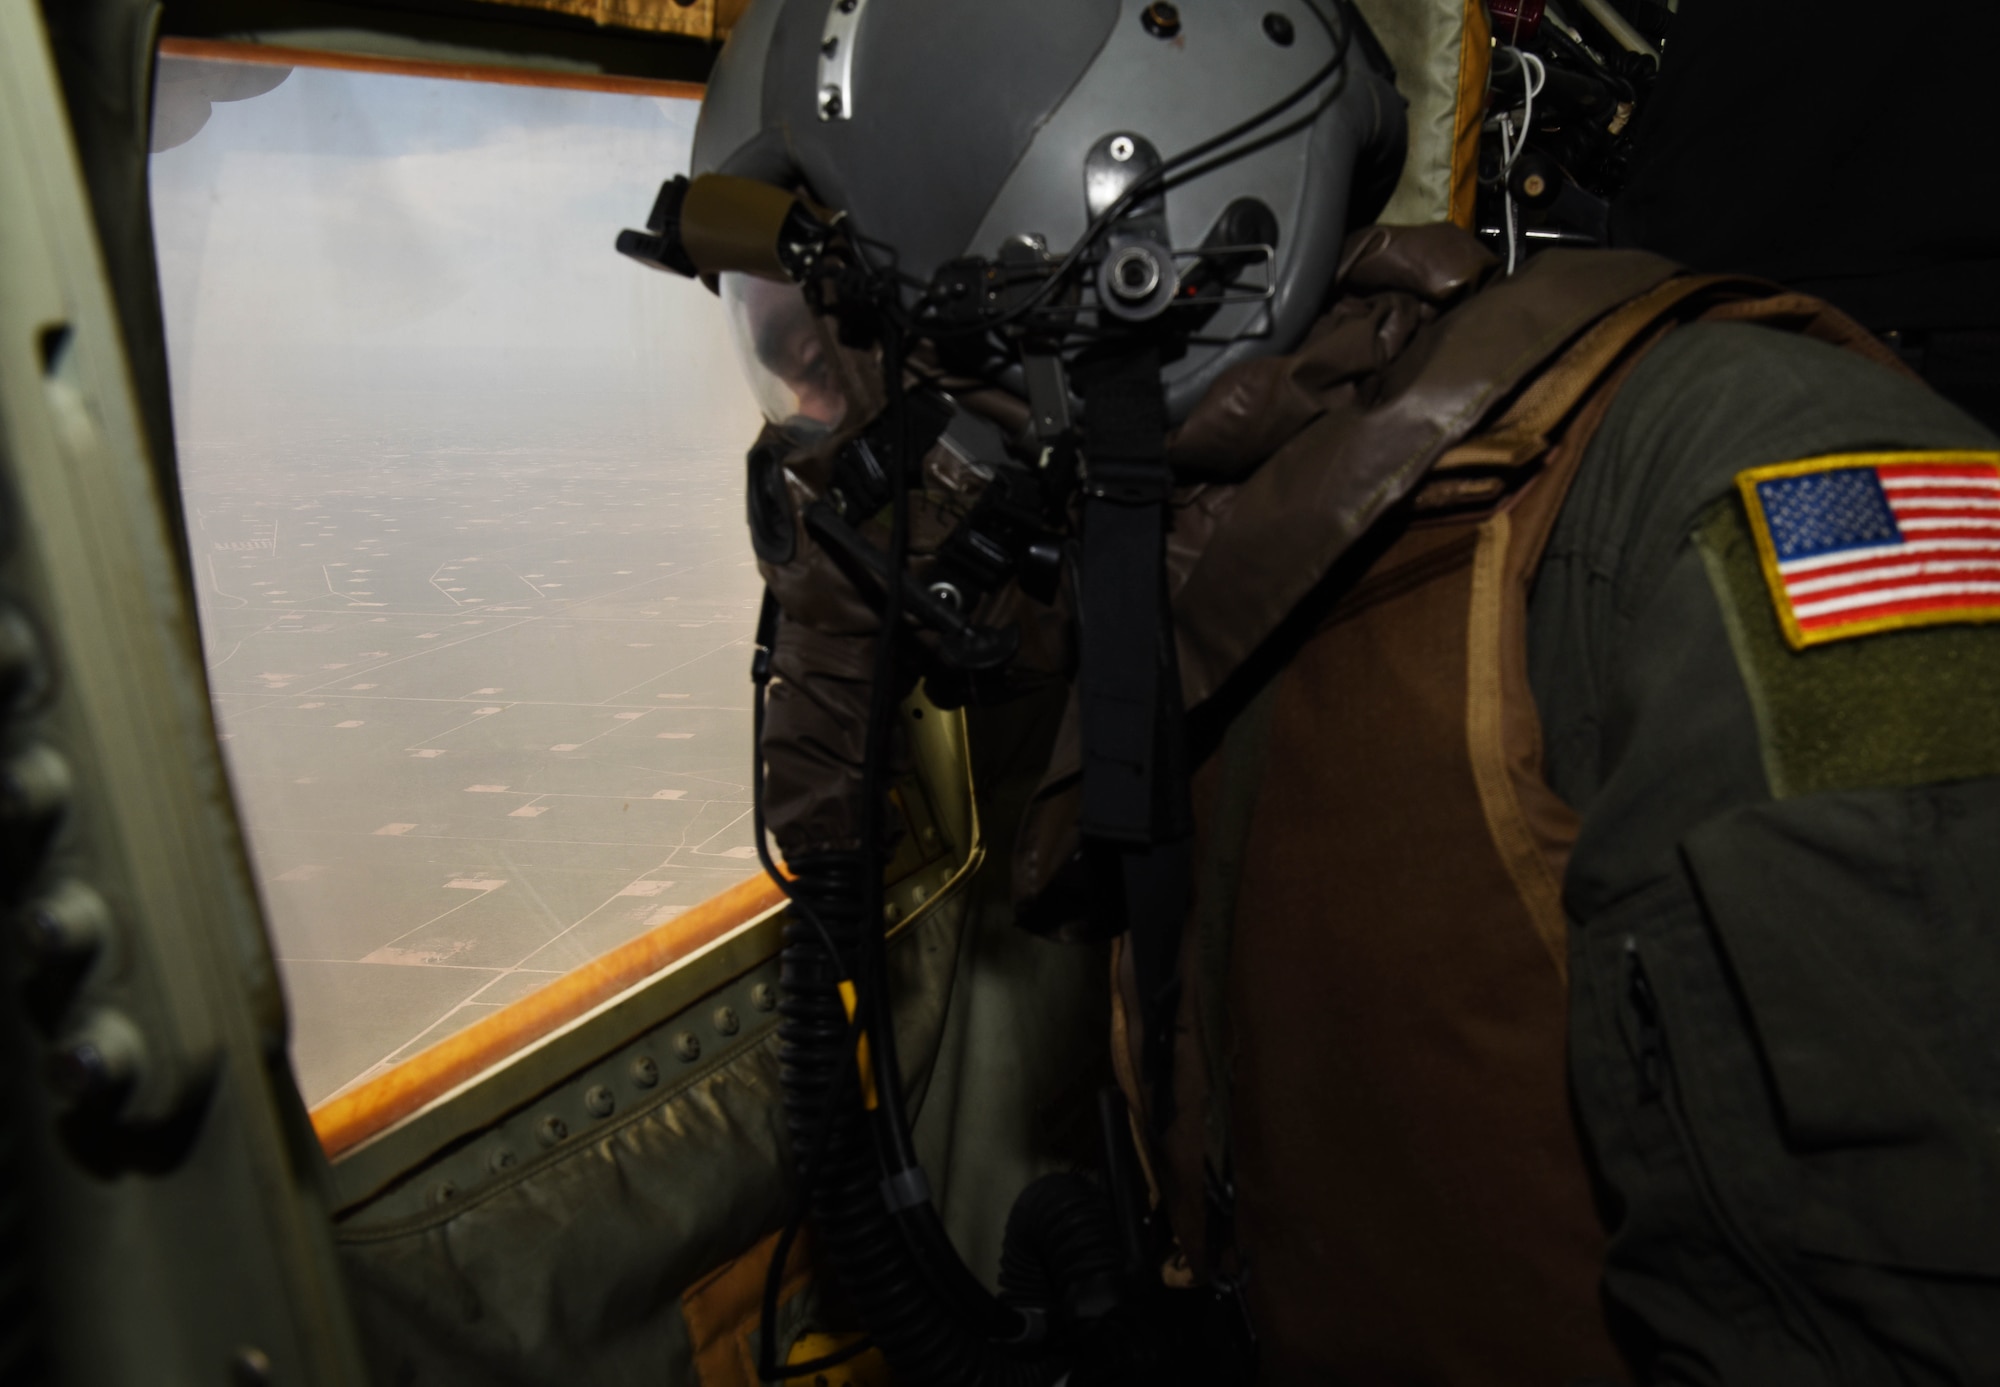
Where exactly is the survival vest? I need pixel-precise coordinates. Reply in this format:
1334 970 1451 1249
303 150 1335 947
1100 243 1900 1386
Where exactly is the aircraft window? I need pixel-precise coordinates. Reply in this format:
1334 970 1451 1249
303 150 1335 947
149 48 765 1109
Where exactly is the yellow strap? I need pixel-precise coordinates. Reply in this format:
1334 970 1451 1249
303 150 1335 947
1449 0 1493 229
837 980 880 1111
1433 274 1767 477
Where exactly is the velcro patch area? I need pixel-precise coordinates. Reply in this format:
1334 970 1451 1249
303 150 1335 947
1736 450 2000 649
1699 497 2000 799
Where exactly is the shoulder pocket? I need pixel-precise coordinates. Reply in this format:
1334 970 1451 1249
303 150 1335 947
1680 786 2000 1276
1571 779 2000 1380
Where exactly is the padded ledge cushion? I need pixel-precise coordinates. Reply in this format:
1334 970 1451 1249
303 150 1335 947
1356 0 1489 228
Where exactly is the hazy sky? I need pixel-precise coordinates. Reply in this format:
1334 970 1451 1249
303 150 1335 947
146 63 772 1088
149 60 759 431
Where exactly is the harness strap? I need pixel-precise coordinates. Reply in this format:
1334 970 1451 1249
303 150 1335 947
1078 345 1173 844
1428 273 1762 477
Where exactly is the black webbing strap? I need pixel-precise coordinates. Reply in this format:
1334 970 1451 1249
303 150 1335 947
1078 346 1172 844
1077 346 1192 1129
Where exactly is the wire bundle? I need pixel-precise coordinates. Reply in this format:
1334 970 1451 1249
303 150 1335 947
1492 46 1549 275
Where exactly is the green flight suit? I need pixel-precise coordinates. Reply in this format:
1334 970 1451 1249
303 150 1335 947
1534 321 2000 1382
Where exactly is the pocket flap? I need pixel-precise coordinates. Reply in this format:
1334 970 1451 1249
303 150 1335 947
1683 788 2000 1276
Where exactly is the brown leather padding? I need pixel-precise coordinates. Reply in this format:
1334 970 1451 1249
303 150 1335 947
1017 234 1686 918
1201 500 1625 1387
1133 278 1899 1386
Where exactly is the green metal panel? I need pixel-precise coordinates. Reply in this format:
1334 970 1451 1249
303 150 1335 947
0 3 369 1380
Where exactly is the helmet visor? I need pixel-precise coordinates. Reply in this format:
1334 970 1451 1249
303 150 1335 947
719 273 875 446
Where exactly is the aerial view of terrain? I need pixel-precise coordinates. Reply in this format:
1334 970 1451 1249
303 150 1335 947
150 60 765 1104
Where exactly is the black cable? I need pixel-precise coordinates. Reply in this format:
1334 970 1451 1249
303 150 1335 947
755 1010 878 1382
1143 0 1352 186
754 333 1044 1383
765 1330 876 1383
750 593 881 1379
918 0 1354 339
750 590 851 973
859 332 1032 1342
853 321 914 1169
1158 42 1356 199
845 329 1020 1332
828 0 1352 374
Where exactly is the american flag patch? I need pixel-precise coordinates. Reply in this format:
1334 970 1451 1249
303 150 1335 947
1738 451 2000 649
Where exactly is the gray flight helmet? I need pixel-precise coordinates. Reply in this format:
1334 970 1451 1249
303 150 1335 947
693 0 1408 423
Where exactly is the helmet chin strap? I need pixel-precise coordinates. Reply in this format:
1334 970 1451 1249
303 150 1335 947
1073 343 1195 1132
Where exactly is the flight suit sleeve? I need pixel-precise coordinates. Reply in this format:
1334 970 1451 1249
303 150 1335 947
1525 322 2000 1381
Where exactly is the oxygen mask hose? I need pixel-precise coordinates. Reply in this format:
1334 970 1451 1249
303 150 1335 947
777 852 1141 1387
742 210 1232 1381
766 783 1059 1381
755 330 1099 1385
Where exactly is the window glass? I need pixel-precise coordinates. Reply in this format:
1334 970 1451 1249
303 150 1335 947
150 55 763 1107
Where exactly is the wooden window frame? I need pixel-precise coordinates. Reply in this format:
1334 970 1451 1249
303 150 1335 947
157 34 707 101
